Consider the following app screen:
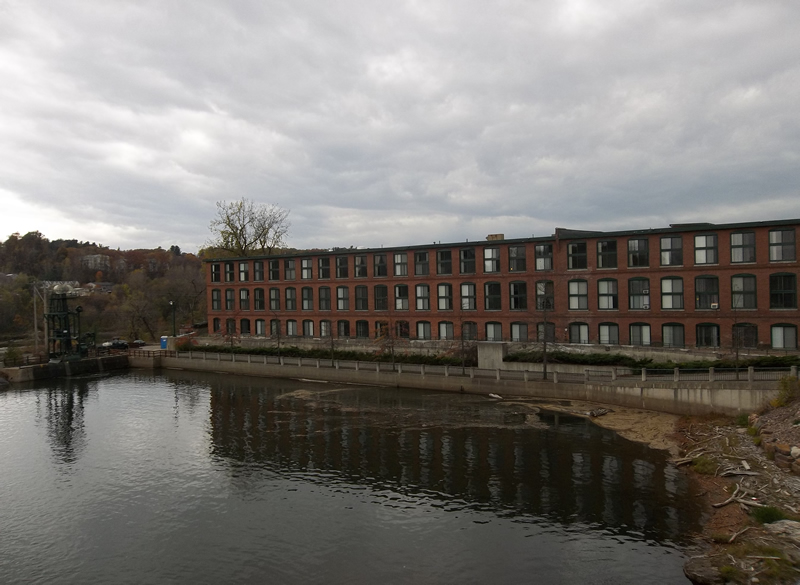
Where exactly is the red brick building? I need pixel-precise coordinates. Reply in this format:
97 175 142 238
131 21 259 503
205 218 799 351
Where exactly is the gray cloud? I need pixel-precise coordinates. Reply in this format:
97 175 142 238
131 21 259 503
1 0 799 252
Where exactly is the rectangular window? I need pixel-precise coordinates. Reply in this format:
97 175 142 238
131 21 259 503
211 264 221 283
537 322 555 342
396 321 410 338
301 258 312 279
462 322 478 341
373 253 387 277
224 262 235 282
536 281 554 311
459 248 476 274
731 275 757 309
255 319 265 336
694 234 718 265
568 280 588 310
301 287 313 310
254 288 265 310
239 289 250 310
437 284 452 310
319 287 331 311
535 243 553 271
336 256 348 279
437 250 452 275
240 319 251 335
336 287 349 311
211 289 221 311
597 280 618 310
354 255 367 278
628 278 650 310
696 324 719 347
394 253 408 276
320 320 331 337
302 320 314 337
318 257 330 279
415 284 430 310
284 259 296 280
567 242 587 269
355 320 369 338
484 282 501 310
661 277 683 309
285 288 296 310
236 262 248 282
416 321 431 340
337 320 350 337
355 285 368 310
599 324 619 345
569 323 589 344
270 319 280 336
253 261 264 281
483 248 500 273
695 276 720 309
662 324 685 348
508 246 526 272
770 274 797 309
597 241 617 269
630 324 651 346
268 260 280 281
511 322 528 342
395 285 409 310
486 322 502 342
269 288 280 311
286 320 298 336
414 251 429 276
460 283 476 310
509 282 527 310
771 325 797 349
627 239 649 267
213 318 221 332
769 229 796 261
731 232 756 263
374 285 388 310
225 289 235 310
660 237 683 266
439 321 454 340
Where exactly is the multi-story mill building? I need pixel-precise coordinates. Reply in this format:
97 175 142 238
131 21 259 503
205 218 799 351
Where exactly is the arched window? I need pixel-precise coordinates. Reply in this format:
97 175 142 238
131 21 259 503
438 321 454 340
511 322 528 342
597 279 618 310
255 319 265 336
416 321 431 340
569 322 589 344
629 323 651 346
599 323 618 345
568 280 588 310
485 322 502 341
484 282 501 310
733 323 758 348
302 320 314 337
771 324 797 349
286 319 298 336
628 278 650 310
509 282 527 310
696 323 719 347
355 320 369 338
240 318 251 335
301 287 313 310
239 289 250 311
662 323 684 348
285 287 297 310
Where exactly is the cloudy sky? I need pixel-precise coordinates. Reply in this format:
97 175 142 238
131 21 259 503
1 1 799 253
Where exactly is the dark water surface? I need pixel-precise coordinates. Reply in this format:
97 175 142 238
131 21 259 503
0 371 701 584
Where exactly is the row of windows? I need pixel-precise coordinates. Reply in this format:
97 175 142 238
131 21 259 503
212 317 798 350
210 229 797 283
211 273 797 313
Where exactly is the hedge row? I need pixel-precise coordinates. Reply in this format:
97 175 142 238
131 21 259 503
504 350 800 371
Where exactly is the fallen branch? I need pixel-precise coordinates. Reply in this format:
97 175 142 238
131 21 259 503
729 526 750 543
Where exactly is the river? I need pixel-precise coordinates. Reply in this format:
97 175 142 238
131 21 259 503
0 371 702 584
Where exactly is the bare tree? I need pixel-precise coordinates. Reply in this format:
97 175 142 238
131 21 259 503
208 198 290 256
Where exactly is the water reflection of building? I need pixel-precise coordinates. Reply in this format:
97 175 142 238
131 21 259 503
209 382 703 542
37 379 93 465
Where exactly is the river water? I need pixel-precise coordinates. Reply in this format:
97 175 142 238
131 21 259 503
0 371 702 584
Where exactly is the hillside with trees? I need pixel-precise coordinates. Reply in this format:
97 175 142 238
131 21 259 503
0 231 206 345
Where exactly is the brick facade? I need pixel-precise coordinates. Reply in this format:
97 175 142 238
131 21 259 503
205 218 800 351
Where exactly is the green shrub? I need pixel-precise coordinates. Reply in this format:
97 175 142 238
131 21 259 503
751 506 788 524
692 455 717 475
752 436 762 446
746 426 758 436
770 376 799 408
734 413 749 427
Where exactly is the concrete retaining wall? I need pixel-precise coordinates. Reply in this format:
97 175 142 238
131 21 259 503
149 351 780 416
1 355 129 383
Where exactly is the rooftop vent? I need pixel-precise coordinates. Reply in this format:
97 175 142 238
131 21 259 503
486 234 505 241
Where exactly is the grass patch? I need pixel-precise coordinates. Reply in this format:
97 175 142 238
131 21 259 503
746 426 758 436
734 413 749 427
751 506 788 524
752 436 762 446
692 455 717 475
718 565 743 581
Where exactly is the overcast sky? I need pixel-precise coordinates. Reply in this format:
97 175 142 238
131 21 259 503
2 1 799 253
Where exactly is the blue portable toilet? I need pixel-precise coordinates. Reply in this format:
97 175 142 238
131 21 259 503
160 336 168 349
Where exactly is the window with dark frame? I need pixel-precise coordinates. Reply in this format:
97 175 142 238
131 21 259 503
597 279 618 309
395 284 409 310
630 323 651 346
394 253 408 276
661 277 684 309
509 282 527 310
695 276 720 309
354 255 367 278
770 229 796 261
374 253 388 277
731 232 756 263
284 259 296 280
628 278 650 310
254 261 264 281
269 288 280 311
535 243 553 270
301 258 312 279
484 282 501 310
301 287 313 310
285 287 296 310
336 256 348 279
374 285 388 310
694 234 718 265
696 323 720 347
254 288 265 310
599 323 619 345
568 280 588 309
662 324 685 348
414 251 429 276
597 241 617 268
319 287 331 310
460 283 476 310
211 264 221 282
771 325 797 349
225 262 235 282
508 246 526 272
415 284 430 310
318 257 330 279
731 275 757 309
536 281 554 310
459 248 476 274
569 323 589 344
770 273 797 309
336 286 349 310
483 247 500 273
225 289 234 310
567 242 587 269
268 260 280 280
627 239 649 267
660 237 683 266
437 250 452 275
437 284 452 310
355 285 368 310
211 289 221 310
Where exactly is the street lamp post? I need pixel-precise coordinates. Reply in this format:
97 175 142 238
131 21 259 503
169 300 176 337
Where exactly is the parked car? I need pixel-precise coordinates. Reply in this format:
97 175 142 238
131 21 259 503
102 338 128 350
129 340 146 348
